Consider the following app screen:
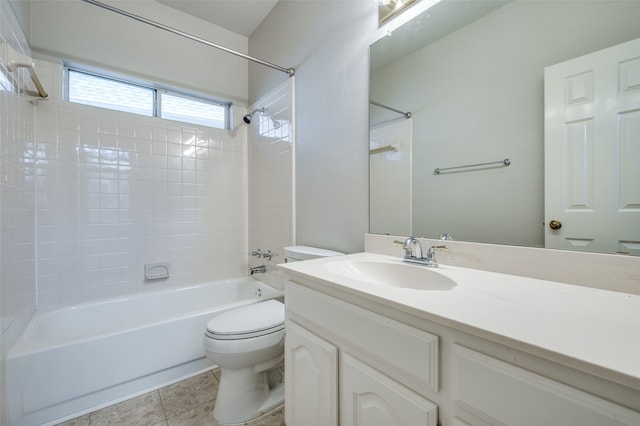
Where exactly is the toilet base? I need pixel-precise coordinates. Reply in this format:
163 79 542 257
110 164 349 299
212 402 284 426
212 363 285 425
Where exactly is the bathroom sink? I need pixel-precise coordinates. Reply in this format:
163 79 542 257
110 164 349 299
325 260 457 291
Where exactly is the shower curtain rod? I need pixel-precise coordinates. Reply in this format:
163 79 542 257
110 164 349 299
369 100 411 118
81 0 295 77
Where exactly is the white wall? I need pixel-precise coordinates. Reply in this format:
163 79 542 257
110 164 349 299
28 0 249 104
0 2 37 423
249 0 376 254
370 1 640 247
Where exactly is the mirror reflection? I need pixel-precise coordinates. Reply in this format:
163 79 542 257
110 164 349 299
369 0 640 255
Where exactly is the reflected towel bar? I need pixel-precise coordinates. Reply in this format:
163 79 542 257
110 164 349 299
370 144 400 155
434 158 511 175
370 100 411 118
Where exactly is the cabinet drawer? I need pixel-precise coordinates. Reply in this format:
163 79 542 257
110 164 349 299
452 344 640 425
287 282 439 393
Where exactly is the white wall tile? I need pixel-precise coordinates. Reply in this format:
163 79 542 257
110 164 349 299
247 80 294 288
1 0 38 392
28 58 249 309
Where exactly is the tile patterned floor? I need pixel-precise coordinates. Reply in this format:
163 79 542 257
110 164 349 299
56 369 284 426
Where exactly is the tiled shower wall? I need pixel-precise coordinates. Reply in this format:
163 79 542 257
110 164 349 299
248 79 294 290
32 59 249 309
0 0 37 356
1 2 37 423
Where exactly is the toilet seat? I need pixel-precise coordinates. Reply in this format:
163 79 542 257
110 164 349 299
206 300 284 341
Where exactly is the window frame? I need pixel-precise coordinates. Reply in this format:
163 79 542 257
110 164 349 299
64 67 231 130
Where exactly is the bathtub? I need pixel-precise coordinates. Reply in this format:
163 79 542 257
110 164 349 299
6 277 283 426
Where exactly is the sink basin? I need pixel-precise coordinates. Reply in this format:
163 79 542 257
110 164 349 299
325 260 457 291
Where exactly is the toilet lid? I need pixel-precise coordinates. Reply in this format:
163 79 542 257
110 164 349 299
206 300 284 340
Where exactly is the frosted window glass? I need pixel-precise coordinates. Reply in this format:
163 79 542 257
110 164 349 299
160 93 226 129
68 70 154 116
67 69 229 129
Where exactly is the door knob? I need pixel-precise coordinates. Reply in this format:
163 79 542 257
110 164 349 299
549 220 562 230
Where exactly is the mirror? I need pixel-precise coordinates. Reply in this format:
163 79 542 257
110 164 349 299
369 0 640 254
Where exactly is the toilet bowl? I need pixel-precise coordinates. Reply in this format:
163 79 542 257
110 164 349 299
203 246 343 424
203 299 285 425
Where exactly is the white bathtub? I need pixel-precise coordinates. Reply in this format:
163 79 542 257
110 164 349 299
6 278 283 426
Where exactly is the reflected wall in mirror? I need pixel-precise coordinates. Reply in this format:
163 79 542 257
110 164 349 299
369 0 640 254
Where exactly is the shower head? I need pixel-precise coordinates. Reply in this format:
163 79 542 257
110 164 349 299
243 108 264 124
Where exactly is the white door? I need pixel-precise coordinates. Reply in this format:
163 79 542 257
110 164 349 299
284 321 338 426
544 38 640 255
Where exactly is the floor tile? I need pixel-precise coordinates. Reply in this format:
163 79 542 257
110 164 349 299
211 367 221 382
166 401 216 426
54 368 282 426
247 406 285 426
89 391 166 426
56 414 90 426
159 371 219 417
210 405 284 426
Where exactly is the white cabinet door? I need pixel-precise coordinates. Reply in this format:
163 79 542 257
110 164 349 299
284 320 338 426
544 37 640 254
341 353 438 426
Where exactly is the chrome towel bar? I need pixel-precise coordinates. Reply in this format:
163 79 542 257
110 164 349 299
434 158 511 175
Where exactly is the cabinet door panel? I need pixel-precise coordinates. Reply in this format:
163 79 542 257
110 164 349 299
287 282 439 393
452 344 640 426
341 353 438 426
285 320 338 426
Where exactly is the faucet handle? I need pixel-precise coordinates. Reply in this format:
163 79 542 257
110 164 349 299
393 239 413 257
262 250 273 261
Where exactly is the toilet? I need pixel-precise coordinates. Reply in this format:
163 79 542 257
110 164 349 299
203 245 343 425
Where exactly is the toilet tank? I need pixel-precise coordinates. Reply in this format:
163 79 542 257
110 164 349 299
283 246 344 262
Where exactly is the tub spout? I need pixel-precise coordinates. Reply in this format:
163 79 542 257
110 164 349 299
250 265 267 275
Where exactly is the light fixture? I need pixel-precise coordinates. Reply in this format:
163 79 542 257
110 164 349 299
378 0 417 25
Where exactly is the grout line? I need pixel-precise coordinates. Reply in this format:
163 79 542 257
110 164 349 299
156 389 170 424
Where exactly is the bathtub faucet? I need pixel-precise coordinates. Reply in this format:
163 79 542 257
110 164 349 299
250 265 267 275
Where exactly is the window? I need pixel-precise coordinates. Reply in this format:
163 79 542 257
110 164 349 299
159 92 226 129
68 70 154 116
66 68 230 129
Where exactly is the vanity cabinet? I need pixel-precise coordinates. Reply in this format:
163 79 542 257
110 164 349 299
284 277 640 426
285 282 439 426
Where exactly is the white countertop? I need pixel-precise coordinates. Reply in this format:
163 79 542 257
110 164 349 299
280 252 640 391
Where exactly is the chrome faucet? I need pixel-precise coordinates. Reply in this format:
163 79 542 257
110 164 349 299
398 237 438 267
403 237 423 259
250 265 266 275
